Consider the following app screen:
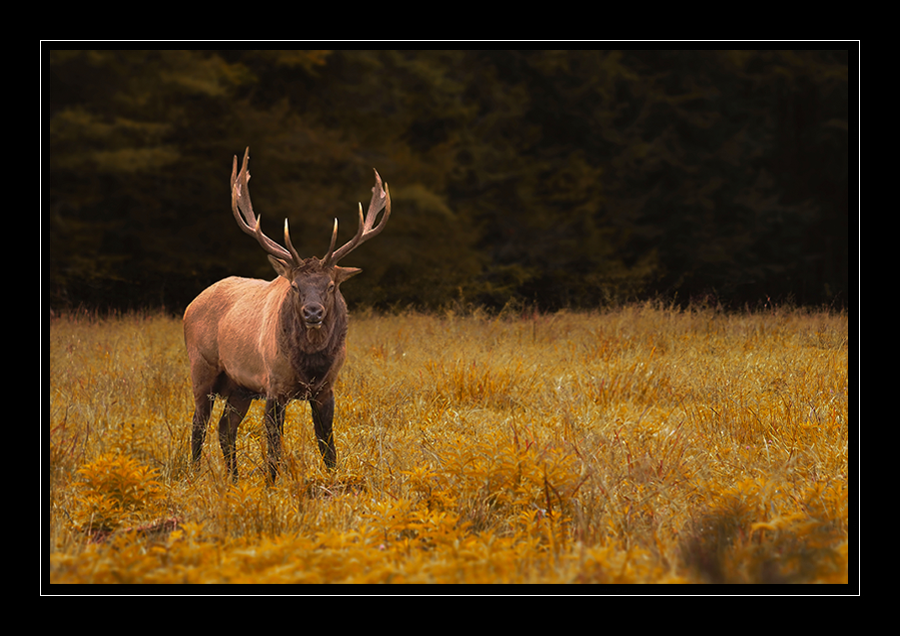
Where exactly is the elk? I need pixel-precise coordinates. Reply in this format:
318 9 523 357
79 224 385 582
184 148 391 482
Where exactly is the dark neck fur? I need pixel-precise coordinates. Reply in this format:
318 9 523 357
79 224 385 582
278 291 348 395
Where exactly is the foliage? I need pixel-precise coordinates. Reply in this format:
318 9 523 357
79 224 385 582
47 306 851 585
46 49 851 311
71 453 166 535
680 476 848 584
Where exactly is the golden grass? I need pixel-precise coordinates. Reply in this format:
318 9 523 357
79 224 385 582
47 304 850 584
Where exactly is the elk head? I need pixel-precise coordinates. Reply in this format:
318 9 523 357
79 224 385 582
230 147 391 337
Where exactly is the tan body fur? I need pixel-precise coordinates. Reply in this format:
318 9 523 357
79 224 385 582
185 148 390 481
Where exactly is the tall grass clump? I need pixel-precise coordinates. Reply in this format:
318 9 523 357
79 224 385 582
48 303 850 584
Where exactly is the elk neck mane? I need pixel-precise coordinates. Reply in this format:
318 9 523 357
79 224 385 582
277 282 348 397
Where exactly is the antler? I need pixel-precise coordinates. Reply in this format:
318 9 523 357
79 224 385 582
231 148 390 269
322 169 392 266
231 147 302 266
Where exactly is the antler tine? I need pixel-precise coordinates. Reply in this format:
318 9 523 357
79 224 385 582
230 147 297 266
330 202 366 262
283 219 303 265
325 169 392 266
320 218 340 264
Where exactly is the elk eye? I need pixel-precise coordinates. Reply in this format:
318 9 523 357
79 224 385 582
328 282 335 292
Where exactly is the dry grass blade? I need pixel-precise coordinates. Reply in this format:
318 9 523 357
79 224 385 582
48 304 850 584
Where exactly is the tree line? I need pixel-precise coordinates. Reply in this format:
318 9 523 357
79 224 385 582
47 50 851 312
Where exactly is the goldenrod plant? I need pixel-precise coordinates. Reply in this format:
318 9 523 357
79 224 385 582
48 304 850 584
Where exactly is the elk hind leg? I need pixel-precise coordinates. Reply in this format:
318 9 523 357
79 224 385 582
190 378 217 471
218 393 252 481
189 353 228 470
191 400 213 469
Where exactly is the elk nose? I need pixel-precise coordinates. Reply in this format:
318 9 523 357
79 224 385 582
302 303 325 328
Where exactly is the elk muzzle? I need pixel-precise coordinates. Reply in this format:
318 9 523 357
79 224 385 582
302 302 325 329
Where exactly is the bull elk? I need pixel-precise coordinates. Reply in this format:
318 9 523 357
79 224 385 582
184 148 391 482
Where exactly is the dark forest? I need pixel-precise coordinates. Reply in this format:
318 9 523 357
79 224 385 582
46 49 852 313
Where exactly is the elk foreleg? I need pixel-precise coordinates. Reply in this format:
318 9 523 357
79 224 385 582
311 389 337 470
264 399 287 484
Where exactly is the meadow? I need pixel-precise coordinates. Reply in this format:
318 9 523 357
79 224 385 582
47 303 850 584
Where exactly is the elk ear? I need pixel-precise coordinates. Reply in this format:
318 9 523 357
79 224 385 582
333 266 361 285
268 255 293 280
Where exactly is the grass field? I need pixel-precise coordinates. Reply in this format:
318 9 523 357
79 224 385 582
47 303 850 584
